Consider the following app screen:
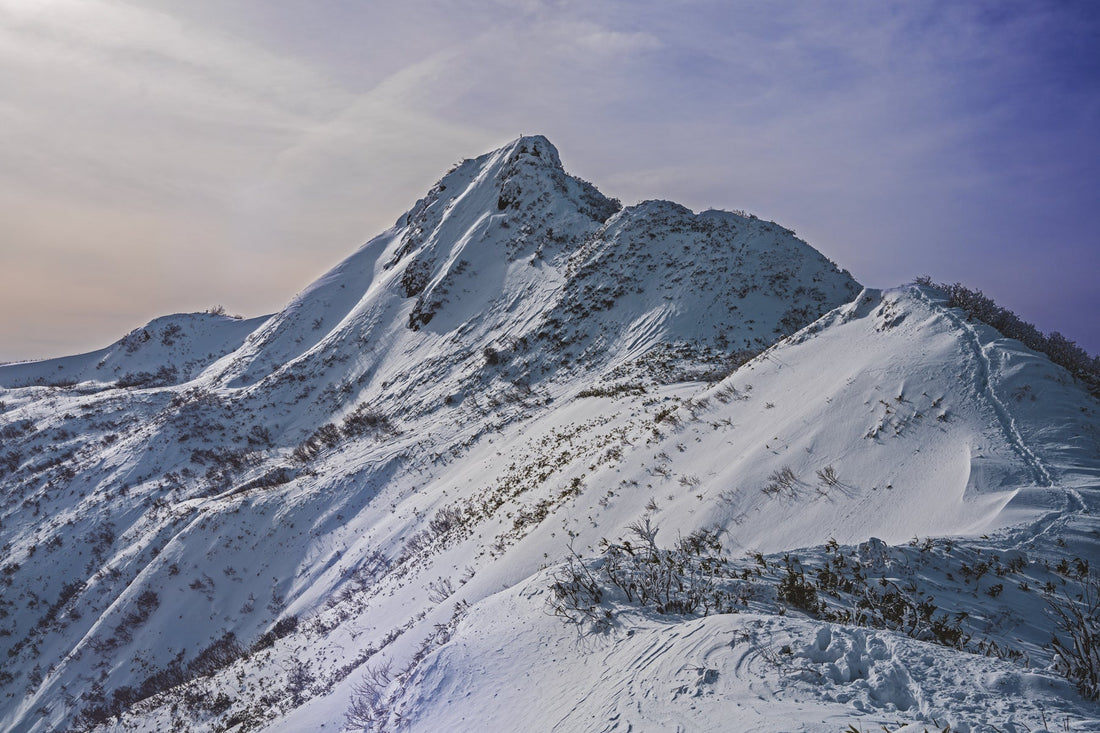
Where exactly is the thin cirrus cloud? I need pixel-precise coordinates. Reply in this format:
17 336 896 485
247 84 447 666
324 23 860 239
1 0 1097 361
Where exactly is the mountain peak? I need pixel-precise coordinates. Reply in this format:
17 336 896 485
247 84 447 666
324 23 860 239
504 134 563 169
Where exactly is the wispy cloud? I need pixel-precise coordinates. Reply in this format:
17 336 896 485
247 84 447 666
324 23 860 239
2 0 1098 360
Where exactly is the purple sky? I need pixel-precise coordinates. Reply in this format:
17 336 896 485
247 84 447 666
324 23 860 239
2 0 1098 361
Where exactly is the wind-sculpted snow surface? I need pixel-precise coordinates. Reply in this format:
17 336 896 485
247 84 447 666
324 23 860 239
392 572 1095 732
0 137 1096 732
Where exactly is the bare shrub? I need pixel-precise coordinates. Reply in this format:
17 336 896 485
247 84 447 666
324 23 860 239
551 523 736 624
918 277 1100 397
714 383 749 403
816 465 840 487
654 406 681 426
286 659 315 707
187 632 244 677
428 506 463 537
342 404 394 438
346 662 393 730
762 466 797 496
1047 574 1100 700
776 555 820 613
250 614 299 652
354 551 391 590
427 577 455 604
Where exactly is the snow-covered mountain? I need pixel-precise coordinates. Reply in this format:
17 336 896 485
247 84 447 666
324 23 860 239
1 136 1097 732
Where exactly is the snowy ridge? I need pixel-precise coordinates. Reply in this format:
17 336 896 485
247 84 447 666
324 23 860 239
916 287 1055 490
0 312 268 391
0 138 1097 732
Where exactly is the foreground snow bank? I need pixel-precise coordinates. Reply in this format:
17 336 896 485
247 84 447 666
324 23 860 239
387 571 1094 733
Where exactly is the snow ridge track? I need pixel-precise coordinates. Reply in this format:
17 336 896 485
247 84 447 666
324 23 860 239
914 287 1056 492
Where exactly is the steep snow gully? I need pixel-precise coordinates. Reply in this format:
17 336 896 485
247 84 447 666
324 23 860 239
0 136 1097 732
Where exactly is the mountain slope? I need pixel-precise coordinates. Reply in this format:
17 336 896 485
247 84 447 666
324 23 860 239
0 137 1096 732
0 312 268 390
325 284 1099 732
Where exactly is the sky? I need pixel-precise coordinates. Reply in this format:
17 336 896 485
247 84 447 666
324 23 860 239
2 0 1098 362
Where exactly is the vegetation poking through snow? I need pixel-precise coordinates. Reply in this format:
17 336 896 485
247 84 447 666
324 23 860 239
345 601 470 732
917 276 1100 397
1047 573 1100 701
575 382 647 399
551 525 1099 697
551 520 737 626
292 404 396 462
